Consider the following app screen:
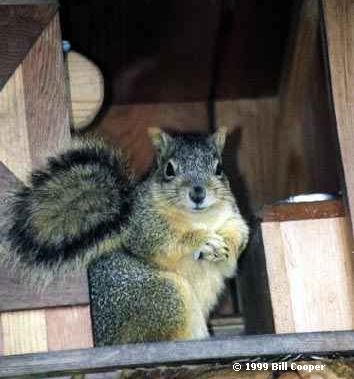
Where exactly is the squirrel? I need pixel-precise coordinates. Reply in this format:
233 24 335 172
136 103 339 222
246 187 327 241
0 127 249 346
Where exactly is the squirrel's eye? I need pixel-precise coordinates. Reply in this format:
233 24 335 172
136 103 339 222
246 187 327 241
164 161 176 180
215 162 223 176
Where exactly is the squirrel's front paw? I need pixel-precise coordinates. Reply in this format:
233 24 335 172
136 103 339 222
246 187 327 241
193 234 229 262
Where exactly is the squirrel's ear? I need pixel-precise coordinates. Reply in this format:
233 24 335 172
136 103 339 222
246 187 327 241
211 126 228 153
148 127 172 154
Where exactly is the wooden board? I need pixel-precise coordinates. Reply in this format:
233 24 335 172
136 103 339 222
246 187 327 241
322 0 354 238
216 98 279 210
0 268 89 312
262 216 354 333
274 0 339 202
0 310 48 355
1 331 354 378
0 13 70 182
0 2 58 90
46 306 93 351
261 199 344 222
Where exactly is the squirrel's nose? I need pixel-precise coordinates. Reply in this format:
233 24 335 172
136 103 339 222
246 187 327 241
189 186 206 204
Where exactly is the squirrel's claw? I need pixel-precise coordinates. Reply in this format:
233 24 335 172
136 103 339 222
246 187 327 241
195 234 229 262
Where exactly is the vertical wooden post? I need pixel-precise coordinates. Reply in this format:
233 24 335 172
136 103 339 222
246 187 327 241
274 0 339 201
322 0 354 238
0 13 70 182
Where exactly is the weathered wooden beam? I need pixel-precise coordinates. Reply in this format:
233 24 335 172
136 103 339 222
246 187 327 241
0 12 70 182
321 0 354 239
1 331 354 378
0 1 58 90
0 268 89 312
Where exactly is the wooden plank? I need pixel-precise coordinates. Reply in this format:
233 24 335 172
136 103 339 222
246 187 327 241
263 217 354 333
322 0 354 237
274 0 340 202
1 331 354 378
21 13 70 173
261 199 344 222
261 223 296 333
216 97 279 209
0 3 58 90
0 13 70 182
0 268 89 312
46 306 93 351
0 310 48 355
0 64 31 181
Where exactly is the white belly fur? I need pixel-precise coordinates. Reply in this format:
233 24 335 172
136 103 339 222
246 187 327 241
176 202 237 316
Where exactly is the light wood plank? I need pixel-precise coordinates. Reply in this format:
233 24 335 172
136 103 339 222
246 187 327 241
322 0 354 237
263 217 354 333
261 222 295 333
46 306 93 351
67 51 104 130
1 310 48 355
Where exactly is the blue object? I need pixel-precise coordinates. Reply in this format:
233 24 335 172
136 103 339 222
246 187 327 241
62 40 71 53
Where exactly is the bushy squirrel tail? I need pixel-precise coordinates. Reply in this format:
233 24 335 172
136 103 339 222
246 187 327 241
0 138 135 286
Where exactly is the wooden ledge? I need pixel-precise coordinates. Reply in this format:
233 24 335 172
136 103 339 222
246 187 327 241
261 199 344 222
1 331 354 378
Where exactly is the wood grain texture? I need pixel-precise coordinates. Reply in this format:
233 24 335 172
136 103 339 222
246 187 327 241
1 331 354 378
261 199 344 222
263 216 354 333
322 0 354 237
217 98 279 210
66 51 104 130
274 0 339 202
261 222 295 333
0 3 57 90
0 310 48 355
0 65 31 181
22 13 70 172
46 306 93 351
0 268 89 312
0 13 70 182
